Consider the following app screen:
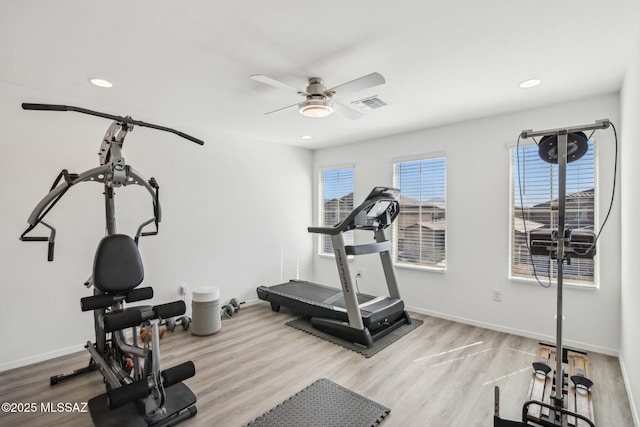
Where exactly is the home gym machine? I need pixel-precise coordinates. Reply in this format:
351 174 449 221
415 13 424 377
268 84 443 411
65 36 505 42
494 119 614 427
257 187 412 348
19 103 203 427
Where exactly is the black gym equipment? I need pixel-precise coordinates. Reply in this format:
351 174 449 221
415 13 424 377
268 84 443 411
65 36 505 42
500 119 615 426
20 103 202 427
257 187 411 348
493 386 595 427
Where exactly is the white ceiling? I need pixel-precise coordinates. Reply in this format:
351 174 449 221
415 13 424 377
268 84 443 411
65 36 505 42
1 1 639 149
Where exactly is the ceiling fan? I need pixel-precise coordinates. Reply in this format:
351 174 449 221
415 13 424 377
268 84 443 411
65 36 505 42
250 72 385 119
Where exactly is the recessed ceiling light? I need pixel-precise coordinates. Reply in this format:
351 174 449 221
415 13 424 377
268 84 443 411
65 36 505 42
88 78 113 88
301 135 313 140
519 78 541 89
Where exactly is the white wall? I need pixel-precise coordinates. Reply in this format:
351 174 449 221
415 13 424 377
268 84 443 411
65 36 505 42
0 82 313 370
312 94 621 355
620 27 640 425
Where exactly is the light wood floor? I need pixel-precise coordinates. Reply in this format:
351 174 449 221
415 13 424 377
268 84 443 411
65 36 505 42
0 303 634 426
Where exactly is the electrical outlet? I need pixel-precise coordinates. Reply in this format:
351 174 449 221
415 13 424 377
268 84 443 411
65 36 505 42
180 283 188 295
492 289 502 302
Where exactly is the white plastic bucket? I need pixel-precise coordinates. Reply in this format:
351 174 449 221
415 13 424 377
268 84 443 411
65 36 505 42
191 287 221 336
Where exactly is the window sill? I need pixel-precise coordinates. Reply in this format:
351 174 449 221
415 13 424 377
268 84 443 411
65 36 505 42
509 275 598 290
394 262 446 273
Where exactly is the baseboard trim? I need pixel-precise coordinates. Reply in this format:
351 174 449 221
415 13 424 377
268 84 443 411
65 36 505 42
1 302 621 373
0 344 85 373
406 305 619 357
619 353 639 426
2 301 266 373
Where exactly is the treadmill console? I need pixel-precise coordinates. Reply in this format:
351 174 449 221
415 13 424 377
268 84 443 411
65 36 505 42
352 187 400 231
364 186 400 200
309 186 401 235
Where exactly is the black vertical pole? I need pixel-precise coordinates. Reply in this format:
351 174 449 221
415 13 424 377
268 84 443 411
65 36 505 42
554 131 568 411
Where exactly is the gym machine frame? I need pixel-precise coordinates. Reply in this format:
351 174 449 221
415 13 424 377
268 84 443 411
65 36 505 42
511 119 609 426
19 103 203 427
20 103 202 258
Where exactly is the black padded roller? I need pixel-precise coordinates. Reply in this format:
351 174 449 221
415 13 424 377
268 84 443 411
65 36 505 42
126 287 153 303
162 361 195 388
80 294 115 312
103 310 143 332
107 379 150 409
153 300 186 319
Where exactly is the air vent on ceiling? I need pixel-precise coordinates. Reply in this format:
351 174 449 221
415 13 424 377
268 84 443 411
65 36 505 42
351 95 387 110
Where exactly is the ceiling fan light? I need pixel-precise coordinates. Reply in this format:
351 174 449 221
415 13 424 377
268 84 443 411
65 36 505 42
299 100 333 118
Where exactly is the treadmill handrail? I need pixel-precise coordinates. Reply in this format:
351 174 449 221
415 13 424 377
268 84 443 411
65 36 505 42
345 241 391 256
307 225 341 235
308 191 400 236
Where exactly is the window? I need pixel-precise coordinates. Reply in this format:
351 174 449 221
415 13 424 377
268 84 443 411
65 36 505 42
318 167 354 255
511 140 596 285
393 156 446 269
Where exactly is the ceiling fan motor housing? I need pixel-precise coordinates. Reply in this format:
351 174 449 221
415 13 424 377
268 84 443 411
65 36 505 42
306 78 327 96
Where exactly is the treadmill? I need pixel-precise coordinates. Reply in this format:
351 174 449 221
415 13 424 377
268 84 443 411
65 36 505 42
257 187 412 347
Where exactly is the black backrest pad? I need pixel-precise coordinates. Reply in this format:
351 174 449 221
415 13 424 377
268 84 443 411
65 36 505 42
93 234 144 293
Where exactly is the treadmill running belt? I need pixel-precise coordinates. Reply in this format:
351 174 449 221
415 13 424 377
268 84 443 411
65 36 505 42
257 280 405 329
268 280 342 304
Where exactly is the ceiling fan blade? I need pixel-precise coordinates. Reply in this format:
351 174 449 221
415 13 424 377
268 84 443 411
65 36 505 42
264 102 300 116
250 74 306 95
332 100 364 120
328 72 385 95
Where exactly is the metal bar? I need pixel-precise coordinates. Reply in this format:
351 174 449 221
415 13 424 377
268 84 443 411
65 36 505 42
99 120 126 165
150 320 162 381
331 233 365 329
21 103 204 145
114 330 147 359
107 141 127 187
127 167 162 221
520 120 610 139
374 229 401 299
522 400 595 427
105 184 116 235
85 340 121 388
26 165 110 225
554 132 568 409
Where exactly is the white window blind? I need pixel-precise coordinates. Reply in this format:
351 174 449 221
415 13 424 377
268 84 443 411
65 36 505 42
319 167 354 255
393 156 446 269
511 140 596 285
